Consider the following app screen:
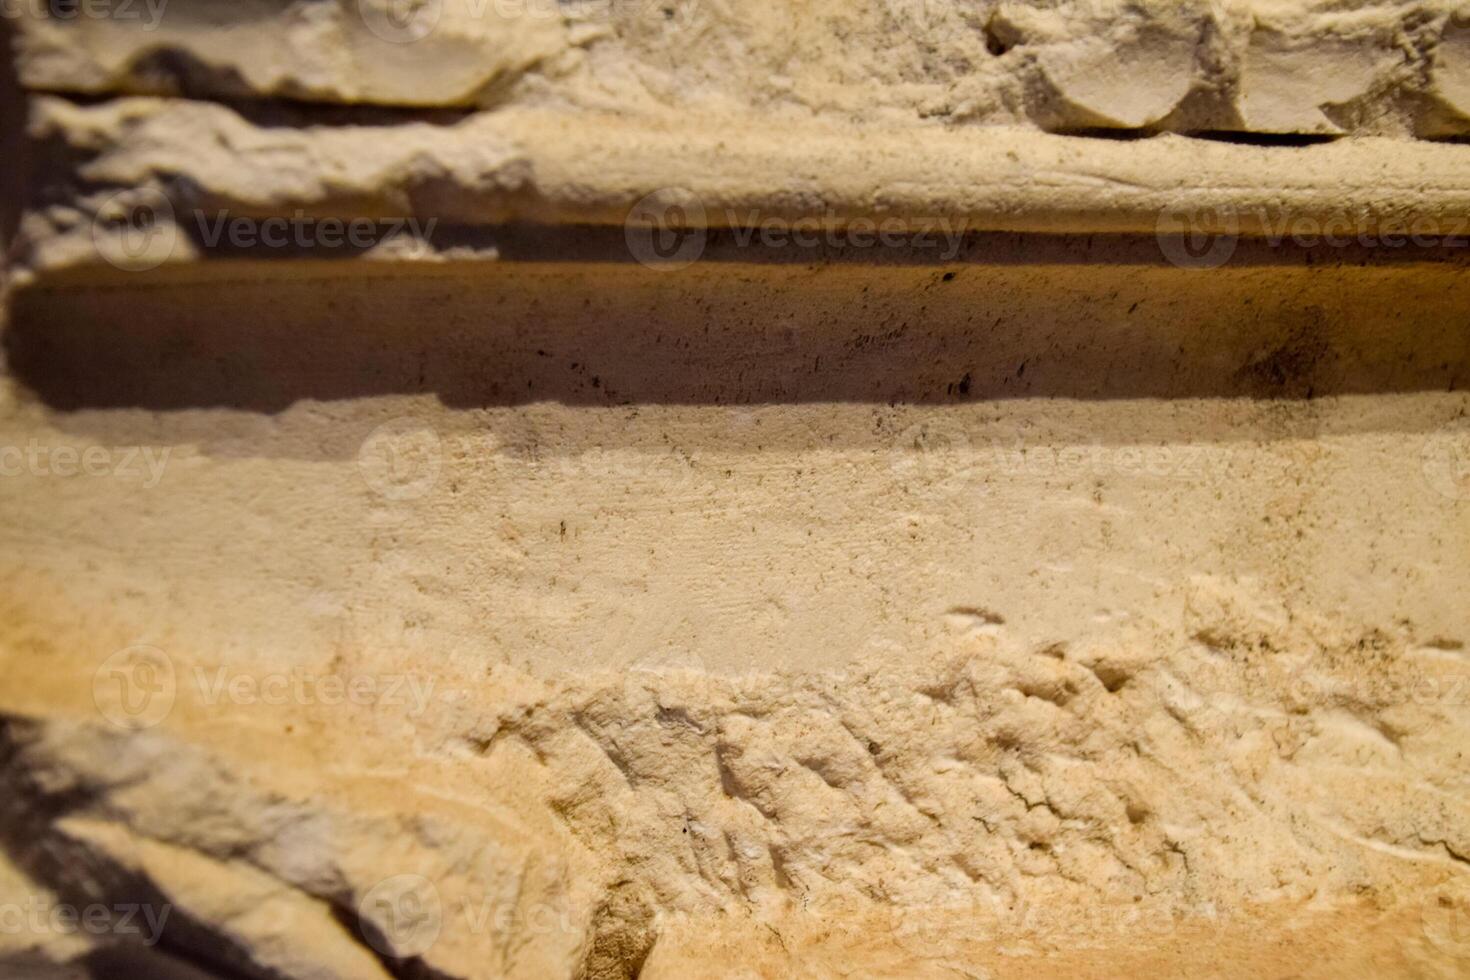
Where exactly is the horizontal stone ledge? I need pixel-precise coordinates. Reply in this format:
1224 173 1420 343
16 95 1470 277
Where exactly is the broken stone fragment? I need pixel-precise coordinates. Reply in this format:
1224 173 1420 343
0 717 593 978
1038 26 1201 129
996 0 1208 130
1428 10 1470 132
5 0 1468 138
1236 8 1404 134
11 0 567 106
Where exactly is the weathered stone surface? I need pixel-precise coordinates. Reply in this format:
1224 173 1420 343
11 0 566 107
1 258 1469 976
9 0 1470 137
11 94 1470 279
1428 12 1470 131
4 3 1470 978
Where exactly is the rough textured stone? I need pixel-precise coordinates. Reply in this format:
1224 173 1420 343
1429 12 1470 131
10 0 1470 137
10 95 1470 280
3 3 1470 979
2 258 1470 977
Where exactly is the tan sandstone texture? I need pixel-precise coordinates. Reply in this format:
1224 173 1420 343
2 2 1470 979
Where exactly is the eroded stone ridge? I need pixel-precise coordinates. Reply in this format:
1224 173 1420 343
3 576 1469 978
9 0 1470 138
13 94 1470 280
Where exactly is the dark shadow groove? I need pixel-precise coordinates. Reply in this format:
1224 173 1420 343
1046 127 1161 141
0 13 26 262
83 943 249 980
326 901 458 980
5 253 1467 416
39 224 1470 271
1182 129 1342 147
21 82 477 130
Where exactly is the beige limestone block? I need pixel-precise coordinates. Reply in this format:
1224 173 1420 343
996 0 1208 129
5 0 1469 137
1430 10 1470 127
4 3 1470 978
11 0 568 106
1236 3 1407 134
1 253 1469 976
